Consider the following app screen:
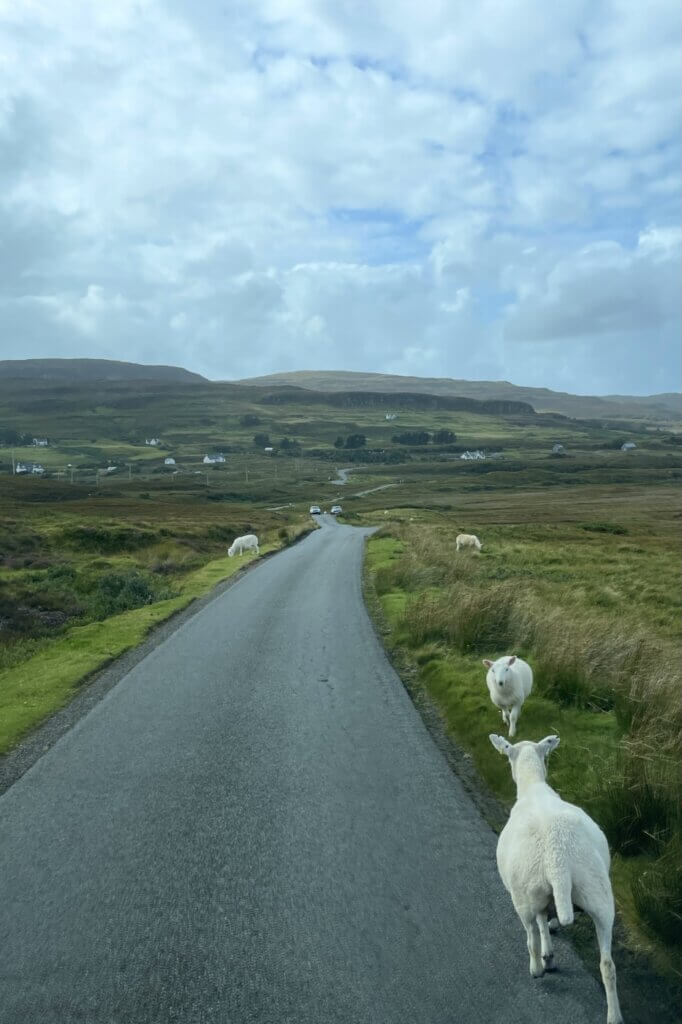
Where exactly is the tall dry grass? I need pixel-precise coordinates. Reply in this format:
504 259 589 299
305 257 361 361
376 523 682 956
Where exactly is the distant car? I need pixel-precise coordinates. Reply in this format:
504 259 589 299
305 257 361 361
309 505 321 515
331 505 342 515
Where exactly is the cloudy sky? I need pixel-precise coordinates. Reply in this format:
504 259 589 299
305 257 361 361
1 0 679 394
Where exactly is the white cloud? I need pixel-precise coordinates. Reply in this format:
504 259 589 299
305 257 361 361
0 0 679 393
504 230 680 342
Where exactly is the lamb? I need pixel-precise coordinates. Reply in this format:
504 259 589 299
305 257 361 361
228 533 259 557
489 734 623 1024
483 655 532 737
455 533 482 551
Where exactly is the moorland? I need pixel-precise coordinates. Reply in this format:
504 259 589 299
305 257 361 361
0 361 680 980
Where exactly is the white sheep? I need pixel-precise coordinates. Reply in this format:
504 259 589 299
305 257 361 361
483 655 532 737
455 533 482 551
489 734 623 1024
228 533 259 557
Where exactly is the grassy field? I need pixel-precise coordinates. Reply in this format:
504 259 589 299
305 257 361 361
0 477 320 751
363 484 681 976
1 373 680 984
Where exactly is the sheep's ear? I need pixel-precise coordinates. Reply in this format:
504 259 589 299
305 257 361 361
538 735 560 758
489 734 513 757
483 659 493 668
508 655 517 666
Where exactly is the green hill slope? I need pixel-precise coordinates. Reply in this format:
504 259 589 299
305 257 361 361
0 358 206 384
237 370 682 422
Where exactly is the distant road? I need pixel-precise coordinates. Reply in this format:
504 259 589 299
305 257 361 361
330 466 352 484
0 517 609 1023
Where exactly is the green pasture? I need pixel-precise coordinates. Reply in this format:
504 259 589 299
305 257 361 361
365 486 681 976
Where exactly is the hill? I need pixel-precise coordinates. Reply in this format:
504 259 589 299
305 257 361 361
237 370 682 422
0 358 206 384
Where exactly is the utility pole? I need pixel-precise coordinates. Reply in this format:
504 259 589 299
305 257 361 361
128 463 132 481
11 449 15 475
205 472 209 488
245 465 249 483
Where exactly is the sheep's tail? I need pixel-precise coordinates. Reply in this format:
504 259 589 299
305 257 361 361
550 872 574 926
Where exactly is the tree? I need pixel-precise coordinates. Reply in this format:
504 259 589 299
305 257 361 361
433 428 456 444
280 436 301 454
240 414 260 426
333 436 345 449
0 427 21 445
253 433 271 447
344 433 366 449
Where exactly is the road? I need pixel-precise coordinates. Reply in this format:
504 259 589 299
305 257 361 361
0 517 610 1023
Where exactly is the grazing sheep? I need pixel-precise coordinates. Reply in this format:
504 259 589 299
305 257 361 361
489 734 623 1024
228 533 259 557
483 655 533 737
455 533 482 551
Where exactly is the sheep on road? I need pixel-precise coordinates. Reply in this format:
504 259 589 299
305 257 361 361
489 734 623 1024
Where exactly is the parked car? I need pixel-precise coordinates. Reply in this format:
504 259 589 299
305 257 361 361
309 504 321 514
331 505 342 515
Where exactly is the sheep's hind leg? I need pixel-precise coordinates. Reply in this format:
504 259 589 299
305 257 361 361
537 912 555 971
593 908 623 1024
518 909 544 978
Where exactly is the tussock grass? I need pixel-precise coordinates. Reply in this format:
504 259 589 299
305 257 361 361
367 512 682 971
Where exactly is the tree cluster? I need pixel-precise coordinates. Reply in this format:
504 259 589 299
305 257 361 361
334 434 367 449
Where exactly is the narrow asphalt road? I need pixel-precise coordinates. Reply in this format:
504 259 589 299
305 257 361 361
1 518 610 1023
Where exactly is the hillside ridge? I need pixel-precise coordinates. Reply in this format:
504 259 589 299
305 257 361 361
237 370 682 421
0 358 206 383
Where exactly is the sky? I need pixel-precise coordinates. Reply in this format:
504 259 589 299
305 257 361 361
0 0 680 395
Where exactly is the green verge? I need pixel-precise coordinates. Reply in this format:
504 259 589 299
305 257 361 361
0 542 283 754
365 532 681 980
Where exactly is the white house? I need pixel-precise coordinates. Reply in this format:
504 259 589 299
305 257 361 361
32 438 49 447
385 412 398 421
164 457 176 465
552 443 565 454
460 450 486 461
621 442 636 451
264 447 274 453
16 461 45 475
203 453 226 464
145 438 161 447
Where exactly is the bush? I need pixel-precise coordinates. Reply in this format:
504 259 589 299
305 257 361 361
91 571 169 619
581 522 628 535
